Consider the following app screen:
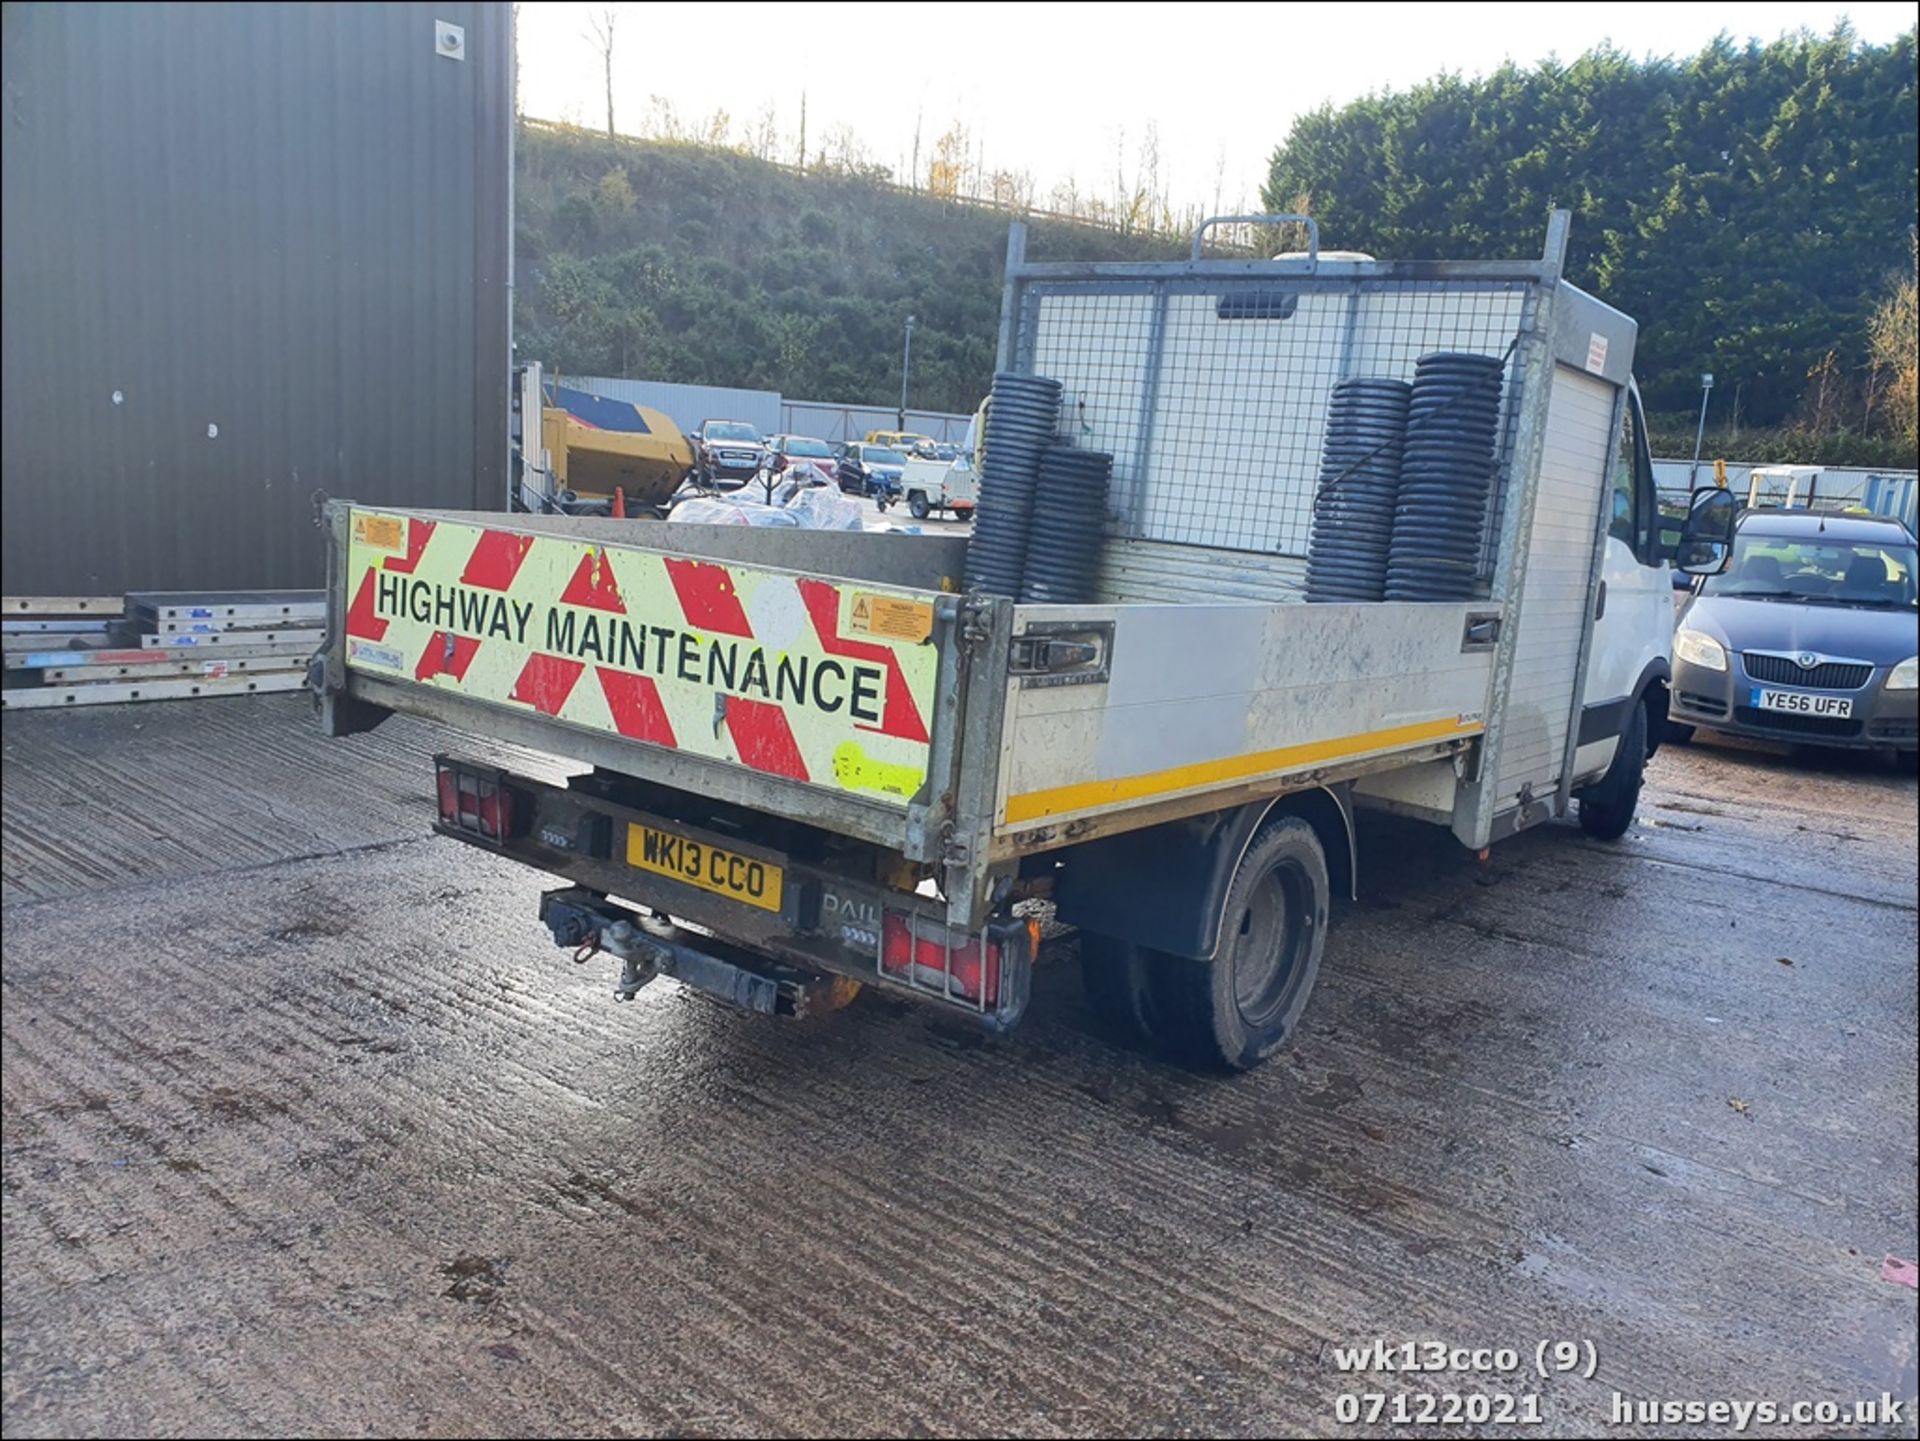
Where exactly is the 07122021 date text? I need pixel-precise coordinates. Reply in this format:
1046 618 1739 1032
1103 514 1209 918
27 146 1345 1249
1334 1391 1543 1426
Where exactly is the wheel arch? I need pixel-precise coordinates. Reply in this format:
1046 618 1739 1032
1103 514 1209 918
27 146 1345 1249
1053 784 1356 962
1631 655 1671 758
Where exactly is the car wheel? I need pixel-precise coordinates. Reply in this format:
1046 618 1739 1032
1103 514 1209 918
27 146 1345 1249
1130 818 1330 1072
1578 700 1647 840
908 492 931 520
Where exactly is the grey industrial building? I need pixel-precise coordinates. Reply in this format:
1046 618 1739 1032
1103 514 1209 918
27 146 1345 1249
1 1 513 594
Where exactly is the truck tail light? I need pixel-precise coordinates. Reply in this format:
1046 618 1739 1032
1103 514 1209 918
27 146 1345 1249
434 757 515 841
880 912 1001 1008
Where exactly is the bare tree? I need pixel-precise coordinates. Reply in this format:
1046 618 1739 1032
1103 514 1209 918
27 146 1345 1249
642 95 686 142
748 101 779 161
1869 231 1919 447
910 108 923 192
1802 350 1844 437
584 7 617 138
1049 171 1082 219
988 168 1035 211
821 122 879 175
796 92 807 170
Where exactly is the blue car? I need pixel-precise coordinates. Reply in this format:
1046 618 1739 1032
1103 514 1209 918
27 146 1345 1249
835 443 907 509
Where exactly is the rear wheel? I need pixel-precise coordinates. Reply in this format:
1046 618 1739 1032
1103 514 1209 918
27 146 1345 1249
908 492 931 520
1578 699 1647 840
1081 818 1330 1072
1078 933 1153 1043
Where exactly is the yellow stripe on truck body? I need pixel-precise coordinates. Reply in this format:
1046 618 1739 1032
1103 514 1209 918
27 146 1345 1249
993 600 1501 833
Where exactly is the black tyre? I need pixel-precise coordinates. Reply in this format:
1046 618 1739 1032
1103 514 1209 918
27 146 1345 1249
908 492 931 520
1579 699 1647 840
1078 932 1154 1043
1665 720 1695 745
1142 817 1330 1072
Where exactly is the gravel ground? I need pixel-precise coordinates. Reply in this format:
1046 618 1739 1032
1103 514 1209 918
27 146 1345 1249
2 694 1914 1437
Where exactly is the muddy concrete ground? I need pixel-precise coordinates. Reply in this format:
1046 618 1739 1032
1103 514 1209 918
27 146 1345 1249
3 696 1915 1437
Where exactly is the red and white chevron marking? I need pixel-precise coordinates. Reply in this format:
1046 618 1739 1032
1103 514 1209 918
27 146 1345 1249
344 514 936 803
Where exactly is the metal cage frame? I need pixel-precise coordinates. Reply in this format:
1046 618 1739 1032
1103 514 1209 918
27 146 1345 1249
993 218 1579 595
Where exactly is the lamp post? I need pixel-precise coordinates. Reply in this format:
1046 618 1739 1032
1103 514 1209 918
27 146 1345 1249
898 314 916 430
1689 372 1714 488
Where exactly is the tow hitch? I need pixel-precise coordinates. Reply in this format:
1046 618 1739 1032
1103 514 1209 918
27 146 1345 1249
538 888 854 1018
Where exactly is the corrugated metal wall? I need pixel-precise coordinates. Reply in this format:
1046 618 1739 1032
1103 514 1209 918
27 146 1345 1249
0 2 512 595
780 401 972 445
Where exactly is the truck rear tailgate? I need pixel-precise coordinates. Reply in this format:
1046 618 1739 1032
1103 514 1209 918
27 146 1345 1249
333 507 951 826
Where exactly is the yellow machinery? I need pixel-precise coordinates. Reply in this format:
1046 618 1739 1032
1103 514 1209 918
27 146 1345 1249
541 381 693 510
863 428 936 453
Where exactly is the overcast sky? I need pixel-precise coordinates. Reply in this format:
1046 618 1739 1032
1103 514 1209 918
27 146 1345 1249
517 2 1917 214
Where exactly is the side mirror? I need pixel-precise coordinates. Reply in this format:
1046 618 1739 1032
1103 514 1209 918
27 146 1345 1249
1673 486 1736 575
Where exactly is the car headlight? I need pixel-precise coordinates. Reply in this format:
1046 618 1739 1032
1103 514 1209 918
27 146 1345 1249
1889 656 1919 691
1673 628 1727 672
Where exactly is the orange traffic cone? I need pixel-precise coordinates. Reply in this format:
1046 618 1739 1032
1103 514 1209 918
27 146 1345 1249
612 485 626 518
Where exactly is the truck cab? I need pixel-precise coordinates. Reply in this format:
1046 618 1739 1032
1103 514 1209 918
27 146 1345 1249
1573 377 1679 819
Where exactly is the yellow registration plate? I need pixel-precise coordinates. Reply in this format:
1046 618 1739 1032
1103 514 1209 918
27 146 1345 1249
625 823 784 912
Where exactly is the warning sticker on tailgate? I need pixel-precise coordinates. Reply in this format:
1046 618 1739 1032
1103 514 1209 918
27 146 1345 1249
849 593 935 643
342 510 940 805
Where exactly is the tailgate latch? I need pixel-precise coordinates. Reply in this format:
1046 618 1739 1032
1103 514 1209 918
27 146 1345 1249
1010 621 1113 688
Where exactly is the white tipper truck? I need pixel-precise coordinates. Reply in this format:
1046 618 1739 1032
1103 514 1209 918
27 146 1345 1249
312 211 1735 1071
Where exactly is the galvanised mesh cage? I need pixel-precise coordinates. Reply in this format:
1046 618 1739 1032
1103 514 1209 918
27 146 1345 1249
1008 273 1542 586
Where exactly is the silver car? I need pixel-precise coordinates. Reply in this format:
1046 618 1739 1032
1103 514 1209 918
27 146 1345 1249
1669 510 1917 758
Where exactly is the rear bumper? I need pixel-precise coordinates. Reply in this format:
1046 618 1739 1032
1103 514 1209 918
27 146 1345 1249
434 756 1034 1029
540 887 849 1016
1671 655 1917 749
